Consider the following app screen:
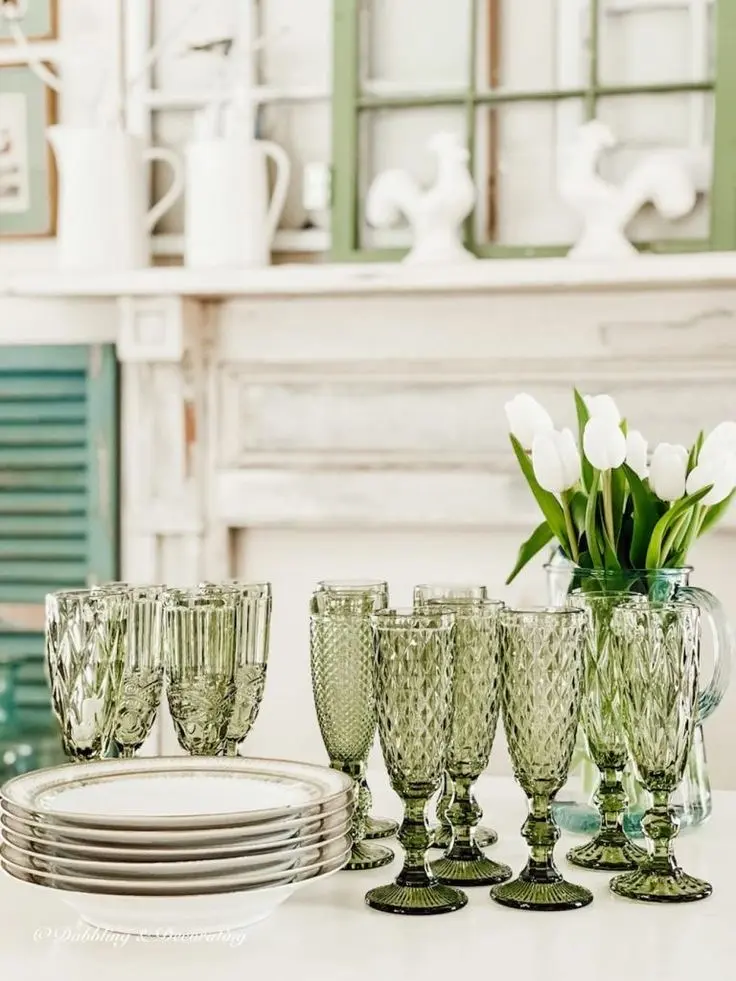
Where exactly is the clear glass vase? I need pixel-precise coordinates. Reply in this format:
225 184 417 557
546 555 730 835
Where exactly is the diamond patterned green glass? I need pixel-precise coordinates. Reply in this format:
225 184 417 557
412 584 497 852
491 607 593 912
45 589 126 761
310 610 393 871
609 602 712 903
566 593 647 872
366 610 467 916
113 587 164 759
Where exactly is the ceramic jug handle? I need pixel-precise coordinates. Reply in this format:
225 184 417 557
144 147 185 233
259 141 291 245
678 585 732 721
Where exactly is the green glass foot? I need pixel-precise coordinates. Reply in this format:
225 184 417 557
364 816 399 840
343 840 394 871
567 834 646 872
365 881 468 915
610 867 712 903
430 824 497 850
431 854 512 887
491 874 593 911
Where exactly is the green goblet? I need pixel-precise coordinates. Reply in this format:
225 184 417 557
609 601 712 903
310 602 393 871
412 583 497 852
566 592 647 871
491 606 593 912
113 586 164 759
425 600 512 887
366 609 467 915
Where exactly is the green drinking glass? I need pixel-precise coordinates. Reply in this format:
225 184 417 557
609 601 712 903
313 579 397 842
310 606 393 871
365 609 467 915
491 606 593 912
565 592 647 871
425 600 512 887
413 583 497 852
114 586 164 759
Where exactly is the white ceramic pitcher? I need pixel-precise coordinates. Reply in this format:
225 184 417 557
184 136 291 269
47 126 184 271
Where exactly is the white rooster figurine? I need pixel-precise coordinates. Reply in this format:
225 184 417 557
366 131 477 264
559 119 700 259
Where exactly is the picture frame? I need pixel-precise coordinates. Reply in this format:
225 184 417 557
0 63 56 238
0 0 57 42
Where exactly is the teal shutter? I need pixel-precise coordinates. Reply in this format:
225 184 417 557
0 344 118 738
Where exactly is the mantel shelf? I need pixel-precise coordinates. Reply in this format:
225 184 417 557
2 253 736 300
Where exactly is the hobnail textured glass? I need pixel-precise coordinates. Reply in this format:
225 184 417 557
412 584 497 852
565 593 647 871
365 609 467 915
609 602 712 903
310 611 393 871
164 596 236 756
491 607 593 912
45 589 126 761
113 586 164 759
312 579 397 842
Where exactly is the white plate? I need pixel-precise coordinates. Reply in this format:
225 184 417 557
1 822 351 879
1 793 353 847
2 757 353 830
1 813 350 863
1 839 351 896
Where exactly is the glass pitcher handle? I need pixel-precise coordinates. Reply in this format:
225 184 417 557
677 585 732 721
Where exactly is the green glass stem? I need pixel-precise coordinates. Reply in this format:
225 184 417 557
567 765 645 871
523 794 561 883
395 794 434 888
444 776 482 862
434 771 453 840
642 791 680 876
223 739 239 757
338 759 393 871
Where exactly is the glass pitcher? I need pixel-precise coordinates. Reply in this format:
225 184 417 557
546 552 731 834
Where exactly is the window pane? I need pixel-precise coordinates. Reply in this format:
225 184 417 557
153 0 236 91
599 0 713 86
359 108 468 249
260 0 331 89
596 94 712 241
474 102 584 246
362 0 471 90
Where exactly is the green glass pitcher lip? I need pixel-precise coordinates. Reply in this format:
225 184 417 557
544 564 694 576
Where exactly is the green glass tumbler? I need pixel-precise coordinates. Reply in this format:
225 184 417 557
491 606 593 912
566 592 646 871
609 601 712 903
114 586 164 759
413 583 497 852
313 579 397 842
366 609 467 915
310 608 393 871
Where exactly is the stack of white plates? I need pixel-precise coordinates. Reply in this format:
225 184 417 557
0 757 355 936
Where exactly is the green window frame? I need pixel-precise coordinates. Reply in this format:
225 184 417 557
331 0 736 260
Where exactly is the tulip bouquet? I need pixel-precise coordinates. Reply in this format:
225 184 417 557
505 390 736 583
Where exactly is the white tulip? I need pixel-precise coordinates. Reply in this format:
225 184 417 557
649 443 688 501
504 393 554 450
625 430 648 479
584 394 621 427
699 421 736 466
685 455 736 506
583 417 626 471
531 428 581 494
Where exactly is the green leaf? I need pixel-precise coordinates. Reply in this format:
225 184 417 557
623 464 659 568
645 485 714 568
509 435 569 550
585 471 603 568
573 389 593 493
569 491 588 535
698 490 735 537
505 521 554 585
610 464 627 542
687 430 705 474
602 519 622 570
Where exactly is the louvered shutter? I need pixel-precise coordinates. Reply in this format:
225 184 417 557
0 344 118 736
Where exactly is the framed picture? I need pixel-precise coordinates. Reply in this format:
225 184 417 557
0 64 56 238
0 0 57 42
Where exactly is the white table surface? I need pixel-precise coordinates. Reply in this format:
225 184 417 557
1 773 732 981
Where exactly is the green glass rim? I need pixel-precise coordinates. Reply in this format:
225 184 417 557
420 598 504 618
316 579 388 591
544 564 694 577
611 600 700 616
371 608 455 629
413 582 487 594
504 605 585 618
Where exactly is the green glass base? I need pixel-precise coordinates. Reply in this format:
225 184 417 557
610 867 712 903
430 824 497 850
343 840 394 871
365 881 468 915
567 834 646 872
491 875 593 911
364 815 399 840
431 854 512 887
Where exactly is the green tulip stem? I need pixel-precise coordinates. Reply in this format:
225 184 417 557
602 472 615 547
561 494 579 563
